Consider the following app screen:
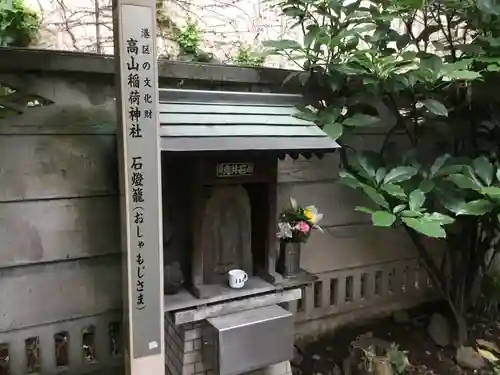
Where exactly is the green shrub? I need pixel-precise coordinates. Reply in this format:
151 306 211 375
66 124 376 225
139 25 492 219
0 0 40 47
232 46 265 67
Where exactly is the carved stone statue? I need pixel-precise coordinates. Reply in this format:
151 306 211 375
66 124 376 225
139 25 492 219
200 185 253 285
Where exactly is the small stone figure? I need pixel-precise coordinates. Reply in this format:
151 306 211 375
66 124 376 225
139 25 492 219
164 261 184 295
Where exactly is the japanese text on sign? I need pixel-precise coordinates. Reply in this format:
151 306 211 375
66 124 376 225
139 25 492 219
124 25 153 312
216 163 255 178
118 3 163 360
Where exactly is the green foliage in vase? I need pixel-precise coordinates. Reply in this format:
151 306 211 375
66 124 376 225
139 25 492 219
277 198 323 243
0 0 40 47
264 0 500 345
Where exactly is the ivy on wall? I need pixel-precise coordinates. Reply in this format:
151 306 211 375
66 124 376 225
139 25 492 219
232 46 266 67
0 0 40 47
173 21 214 62
155 2 265 66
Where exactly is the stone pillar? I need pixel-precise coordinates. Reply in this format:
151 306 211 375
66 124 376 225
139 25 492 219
164 316 293 375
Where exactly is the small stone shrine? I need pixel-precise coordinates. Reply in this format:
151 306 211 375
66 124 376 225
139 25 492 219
159 88 339 375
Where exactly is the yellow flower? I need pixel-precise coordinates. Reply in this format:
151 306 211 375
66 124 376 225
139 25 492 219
304 210 314 221
304 205 323 225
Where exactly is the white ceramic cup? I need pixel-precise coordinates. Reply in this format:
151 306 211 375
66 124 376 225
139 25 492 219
228 269 248 289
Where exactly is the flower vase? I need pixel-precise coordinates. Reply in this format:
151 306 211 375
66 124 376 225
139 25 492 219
276 241 301 278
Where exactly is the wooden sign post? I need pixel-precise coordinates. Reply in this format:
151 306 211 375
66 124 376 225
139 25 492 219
112 0 165 374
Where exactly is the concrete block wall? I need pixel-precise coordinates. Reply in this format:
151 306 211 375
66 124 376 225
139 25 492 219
164 315 292 375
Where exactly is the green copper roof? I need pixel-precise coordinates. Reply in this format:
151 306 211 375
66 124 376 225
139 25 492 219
158 88 340 153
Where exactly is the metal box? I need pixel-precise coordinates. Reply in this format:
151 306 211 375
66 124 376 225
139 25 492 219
202 305 293 375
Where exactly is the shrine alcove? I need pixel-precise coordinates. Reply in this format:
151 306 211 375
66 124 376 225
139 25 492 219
200 185 253 285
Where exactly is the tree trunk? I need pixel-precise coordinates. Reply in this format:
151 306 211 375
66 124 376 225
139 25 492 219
455 314 468 347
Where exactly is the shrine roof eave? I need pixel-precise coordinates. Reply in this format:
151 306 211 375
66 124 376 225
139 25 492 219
158 88 340 154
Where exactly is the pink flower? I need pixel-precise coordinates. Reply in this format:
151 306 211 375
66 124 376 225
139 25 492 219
295 221 310 233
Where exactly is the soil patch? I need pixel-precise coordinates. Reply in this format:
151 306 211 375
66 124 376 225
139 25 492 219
295 305 500 375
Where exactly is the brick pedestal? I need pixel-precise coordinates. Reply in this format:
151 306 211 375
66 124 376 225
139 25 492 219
165 316 293 375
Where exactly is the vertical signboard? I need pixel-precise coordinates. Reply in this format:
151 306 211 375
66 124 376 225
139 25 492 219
113 0 164 374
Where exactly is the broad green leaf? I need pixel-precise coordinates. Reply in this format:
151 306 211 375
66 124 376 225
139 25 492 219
355 206 374 214
496 167 500 183
375 168 387 185
425 212 455 225
304 25 321 48
384 166 418 184
421 99 448 117
402 217 447 238
444 70 482 81
430 154 451 178
396 34 411 50
438 193 466 215
433 164 465 178
420 54 443 75
283 7 305 17
476 57 500 64
339 170 363 189
294 110 318 122
446 59 474 71
361 185 390 209
319 106 341 124
419 180 435 193
409 189 426 211
354 153 377 179
393 204 406 214
483 187 500 196
464 165 487 189
381 183 407 199
402 51 418 60
473 156 494 186
448 174 482 191
477 0 500 15
487 64 500 72
457 199 494 216
343 114 380 127
262 39 302 50
371 211 396 227
323 122 343 140
401 210 421 218
352 24 377 33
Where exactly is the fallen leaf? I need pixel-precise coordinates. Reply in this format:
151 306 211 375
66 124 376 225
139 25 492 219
477 348 499 363
477 339 500 354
